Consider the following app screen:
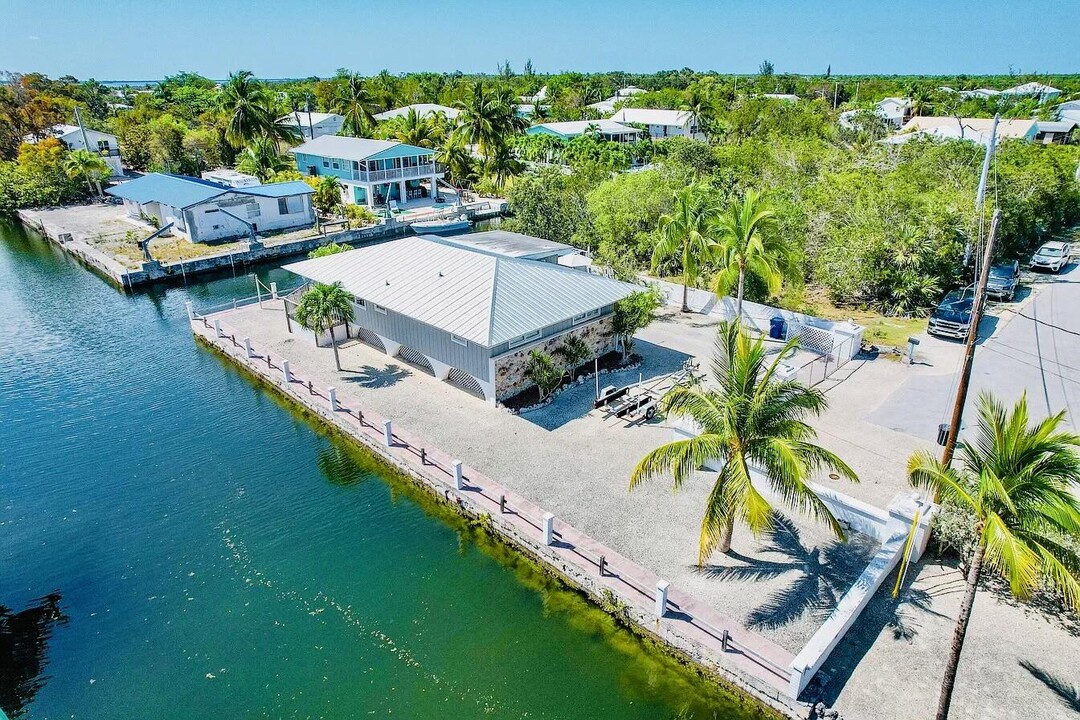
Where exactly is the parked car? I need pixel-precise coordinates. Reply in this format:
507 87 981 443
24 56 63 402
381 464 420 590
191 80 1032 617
986 260 1020 301
1030 241 1072 273
927 286 975 339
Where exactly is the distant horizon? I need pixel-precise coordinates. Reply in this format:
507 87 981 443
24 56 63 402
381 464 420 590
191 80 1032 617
3 0 1076 80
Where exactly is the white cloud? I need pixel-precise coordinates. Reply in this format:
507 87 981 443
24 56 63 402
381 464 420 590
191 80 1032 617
27 35 40 41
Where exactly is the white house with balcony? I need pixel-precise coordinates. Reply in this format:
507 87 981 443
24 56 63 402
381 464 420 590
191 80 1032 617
607 108 705 140
28 124 124 176
374 104 460 122
290 135 443 209
277 112 345 140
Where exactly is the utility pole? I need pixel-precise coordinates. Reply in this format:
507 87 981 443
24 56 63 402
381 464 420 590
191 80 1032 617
73 105 92 154
940 209 1001 467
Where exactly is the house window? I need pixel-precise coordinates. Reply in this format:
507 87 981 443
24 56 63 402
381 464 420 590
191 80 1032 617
373 303 388 315
572 308 601 325
355 298 366 309
322 159 330 168
331 160 340 170
277 196 301 215
508 329 542 349
450 334 468 347
97 139 110 152
246 203 261 218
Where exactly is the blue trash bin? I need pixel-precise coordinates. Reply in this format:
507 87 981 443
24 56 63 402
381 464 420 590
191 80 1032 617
769 316 786 340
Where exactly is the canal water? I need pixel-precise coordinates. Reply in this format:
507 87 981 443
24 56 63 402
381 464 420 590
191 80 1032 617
0 220 766 720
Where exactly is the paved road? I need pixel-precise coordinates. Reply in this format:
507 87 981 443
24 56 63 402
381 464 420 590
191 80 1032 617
871 260 1080 441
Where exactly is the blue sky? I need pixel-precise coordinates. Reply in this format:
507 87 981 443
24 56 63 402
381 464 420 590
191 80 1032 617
3 0 1076 79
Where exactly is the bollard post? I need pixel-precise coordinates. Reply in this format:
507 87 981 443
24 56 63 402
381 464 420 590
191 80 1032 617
543 513 555 546
357 409 363 425
213 319 223 338
383 420 393 447
452 460 463 490
282 360 292 383
720 629 730 651
420 448 426 465
328 387 338 411
270 281 278 300
185 301 195 322
599 555 606 576
499 495 506 513
266 354 271 368
655 581 669 618
243 337 253 358
307 380 313 395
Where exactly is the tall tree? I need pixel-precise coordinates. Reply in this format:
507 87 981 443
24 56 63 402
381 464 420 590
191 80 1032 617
235 136 288 182
219 70 274 148
631 321 858 560
332 74 376 137
293 282 355 371
62 149 109 198
710 189 788 317
652 185 719 313
906 393 1080 720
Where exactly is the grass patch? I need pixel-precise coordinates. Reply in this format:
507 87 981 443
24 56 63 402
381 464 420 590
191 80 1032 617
811 305 927 348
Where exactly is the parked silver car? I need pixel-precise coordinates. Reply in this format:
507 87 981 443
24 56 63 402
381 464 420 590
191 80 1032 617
1030 241 1072 273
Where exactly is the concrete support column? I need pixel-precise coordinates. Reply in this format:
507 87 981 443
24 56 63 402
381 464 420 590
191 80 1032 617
399 180 408 204
282 360 292 383
270 282 278 300
655 580 669 617
376 335 401 358
365 185 375 209
383 420 393 447
427 356 453 381
543 513 555 546
430 175 438 198
213 319 223 338
185 301 194 322
328 387 338 411
243 337 253 358
452 460 463 490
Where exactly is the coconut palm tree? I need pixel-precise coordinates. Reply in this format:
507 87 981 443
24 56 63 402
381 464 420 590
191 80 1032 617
310 175 344 216
454 81 503 160
63 149 109 198
906 393 1080 720
484 143 523 190
681 86 716 139
293 282 355 371
332 74 376 137
235 136 288 182
436 134 477 191
219 70 274 148
389 108 436 148
631 320 857 561
652 185 719 313
711 189 787 318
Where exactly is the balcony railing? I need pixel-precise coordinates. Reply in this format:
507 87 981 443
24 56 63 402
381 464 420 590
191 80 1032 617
97 148 121 158
352 163 440 183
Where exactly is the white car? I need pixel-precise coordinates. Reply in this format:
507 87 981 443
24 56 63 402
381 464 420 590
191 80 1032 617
1031 241 1072 273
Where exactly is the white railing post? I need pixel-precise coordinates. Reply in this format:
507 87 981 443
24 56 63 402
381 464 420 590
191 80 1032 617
383 420 393 447
185 301 194 322
452 460 463 490
213 319 223 338
243 337 253 358
282 360 292 383
655 580 669 617
270 282 278 300
328 387 338 411
543 513 555 546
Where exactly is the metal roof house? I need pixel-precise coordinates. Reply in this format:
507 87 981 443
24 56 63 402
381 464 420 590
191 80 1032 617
106 173 314 242
289 135 442 210
278 112 345 139
526 120 641 143
283 235 637 402
374 104 460 122
607 108 705 141
436 230 582 264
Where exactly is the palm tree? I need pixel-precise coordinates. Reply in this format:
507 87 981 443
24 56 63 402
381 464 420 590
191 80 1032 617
454 82 502 160
311 175 344 216
631 321 857 562
652 185 719 313
219 70 274 148
332 74 376 137
390 108 436 148
711 190 787 318
63 149 109 198
906 393 1080 720
436 134 477 191
681 86 715 139
483 143 523 190
293 282 355 371
235 136 288 182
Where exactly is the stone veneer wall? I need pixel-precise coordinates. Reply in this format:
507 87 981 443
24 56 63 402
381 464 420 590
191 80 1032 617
494 315 617 401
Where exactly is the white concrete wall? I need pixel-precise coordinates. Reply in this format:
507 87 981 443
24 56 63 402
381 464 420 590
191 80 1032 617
60 128 124 176
187 193 313 242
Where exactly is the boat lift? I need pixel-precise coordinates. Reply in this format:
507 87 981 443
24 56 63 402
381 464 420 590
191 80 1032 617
593 359 702 425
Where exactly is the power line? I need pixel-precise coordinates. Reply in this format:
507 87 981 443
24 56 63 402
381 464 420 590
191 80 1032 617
1017 311 1080 337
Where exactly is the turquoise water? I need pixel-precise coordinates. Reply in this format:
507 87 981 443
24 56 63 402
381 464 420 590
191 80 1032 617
0 220 767 720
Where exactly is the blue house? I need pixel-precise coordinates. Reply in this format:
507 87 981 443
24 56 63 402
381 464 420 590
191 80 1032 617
289 136 443 209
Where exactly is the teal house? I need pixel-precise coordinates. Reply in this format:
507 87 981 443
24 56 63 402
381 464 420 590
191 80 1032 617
289 135 443 209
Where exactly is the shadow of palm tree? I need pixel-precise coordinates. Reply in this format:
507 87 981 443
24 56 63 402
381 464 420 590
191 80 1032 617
1020 659 1080 713
0 594 68 719
698 514 882 632
342 364 411 389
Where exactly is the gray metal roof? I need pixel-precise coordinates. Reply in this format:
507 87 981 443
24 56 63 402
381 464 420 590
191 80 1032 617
283 236 636 347
289 135 433 162
433 231 579 260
